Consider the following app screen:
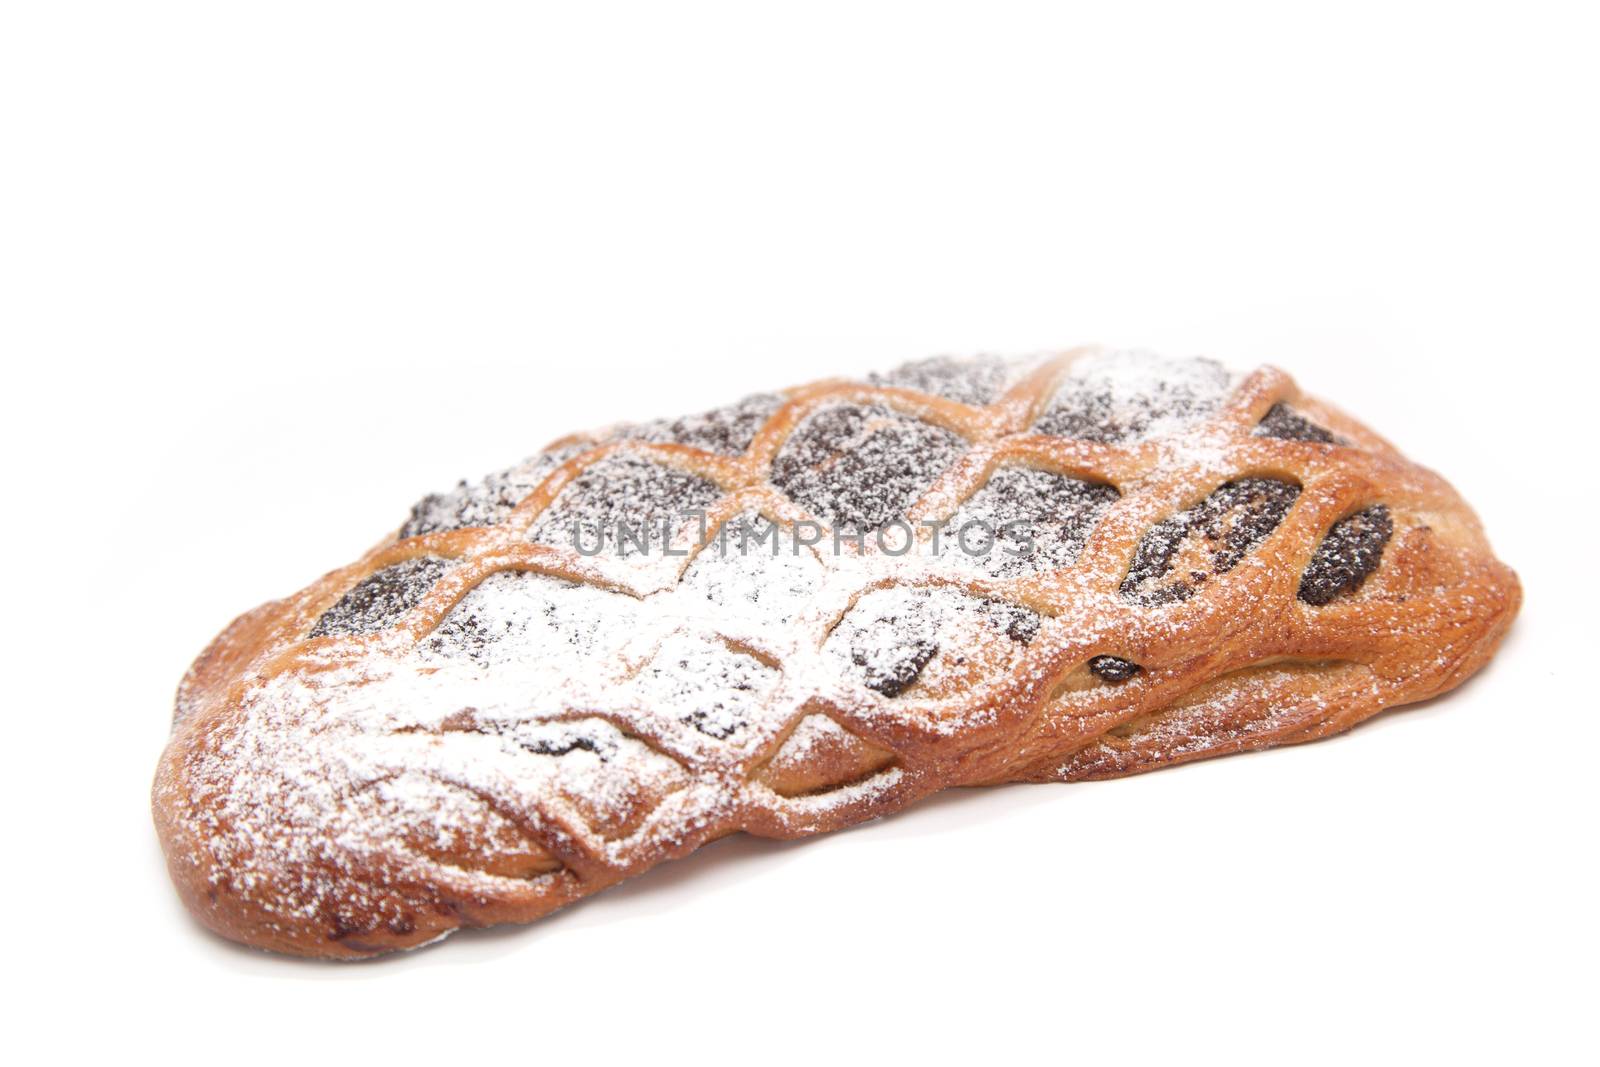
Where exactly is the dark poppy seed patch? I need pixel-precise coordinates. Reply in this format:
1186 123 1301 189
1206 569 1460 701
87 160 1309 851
1034 351 1233 443
528 454 725 558
853 634 940 698
770 403 966 533
1088 655 1143 683
1255 402 1340 444
400 444 591 539
867 354 1030 406
1121 478 1301 606
611 392 785 456
1298 505 1393 605
311 557 452 638
943 466 1121 576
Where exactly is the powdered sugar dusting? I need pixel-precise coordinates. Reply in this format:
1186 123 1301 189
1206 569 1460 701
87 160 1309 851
868 353 1043 405
630 633 782 741
770 402 967 531
528 453 723 559
167 346 1479 953
770 713 853 763
939 467 1120 577
607 392 786 455
400 443 592 538
1036 349 1235 443
678 512 826 628
421 570 635 667
823 585 1041 702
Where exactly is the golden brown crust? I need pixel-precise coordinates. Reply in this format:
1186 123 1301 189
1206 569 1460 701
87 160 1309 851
152 349 1519 957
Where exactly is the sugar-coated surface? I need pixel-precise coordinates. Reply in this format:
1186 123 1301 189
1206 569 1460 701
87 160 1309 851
769 401 967 531
175 348 1420 947
1034 350 1233 442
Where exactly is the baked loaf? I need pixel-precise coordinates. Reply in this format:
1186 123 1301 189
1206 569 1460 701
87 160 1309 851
153 348 1520 957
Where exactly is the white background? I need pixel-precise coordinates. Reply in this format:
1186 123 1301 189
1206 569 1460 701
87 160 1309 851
3 2 1595 1063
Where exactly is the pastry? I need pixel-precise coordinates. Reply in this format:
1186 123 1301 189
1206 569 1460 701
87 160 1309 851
153 348 1520 957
